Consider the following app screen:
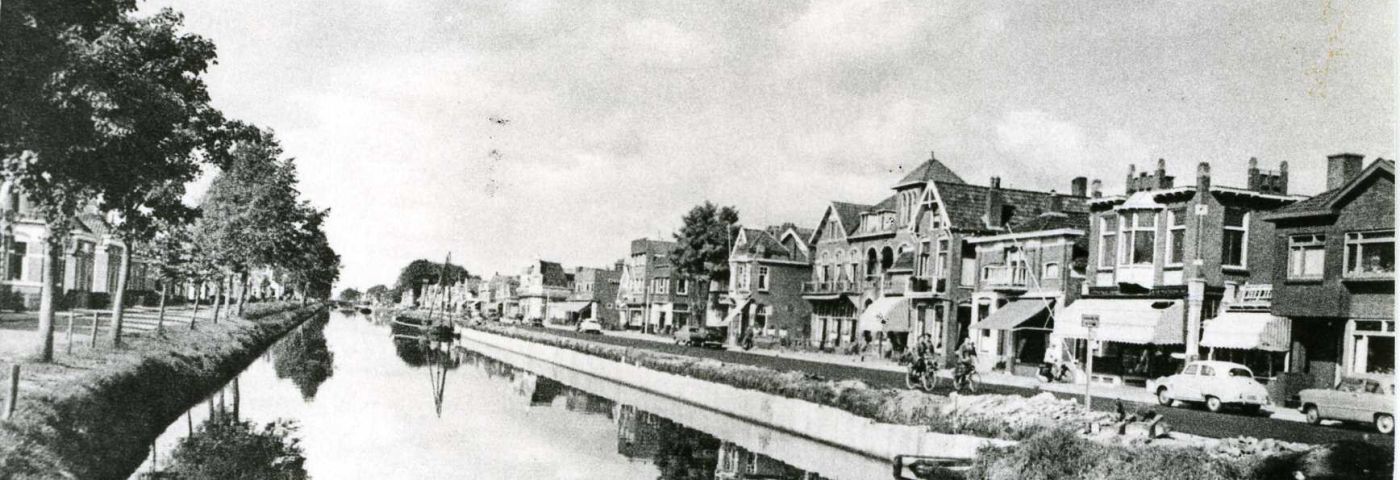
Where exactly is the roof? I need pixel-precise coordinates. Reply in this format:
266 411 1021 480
527 260 570 287
1265 159 1393 221
1006 211 1090 234
894 157 966 189
933 181 1089 232
830 201 873 235
630 238 675 256
735 225 811 262
889 251 915 271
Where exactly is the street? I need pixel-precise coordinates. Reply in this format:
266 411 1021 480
523 325 1393 447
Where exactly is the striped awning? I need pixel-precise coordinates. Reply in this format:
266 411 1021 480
1053 298 1185 345
1201 312 1292 352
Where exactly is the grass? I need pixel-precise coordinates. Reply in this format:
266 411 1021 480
0 301 325 480
464 322 1372 480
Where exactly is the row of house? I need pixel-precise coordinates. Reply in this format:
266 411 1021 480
453 152 1389 402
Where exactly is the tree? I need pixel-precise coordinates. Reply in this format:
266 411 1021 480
670 202 739 328
393 259 468 303
365 284 389 304
338 288 362 303
1 3 221 360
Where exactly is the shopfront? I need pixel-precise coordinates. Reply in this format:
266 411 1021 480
1049 298 1186 384
1200 311 1292 379
1345 318 1395 375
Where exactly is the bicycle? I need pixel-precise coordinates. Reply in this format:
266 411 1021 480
952 365 980 393
905 356 939 391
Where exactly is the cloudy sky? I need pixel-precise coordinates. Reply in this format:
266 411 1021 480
144 0 1395 290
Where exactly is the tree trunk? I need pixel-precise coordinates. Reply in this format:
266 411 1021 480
35 236 61 362
107 244 131 348
236 270 249 316
188 281 201 330
156 281 168 335
211 278 223 324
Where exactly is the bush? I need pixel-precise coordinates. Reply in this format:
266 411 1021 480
166 418 307 480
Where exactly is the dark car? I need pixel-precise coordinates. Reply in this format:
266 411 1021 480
675 326 725 348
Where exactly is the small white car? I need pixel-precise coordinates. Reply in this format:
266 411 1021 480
576 319 603 335
1299 374 1395 434
1153 361 1270 414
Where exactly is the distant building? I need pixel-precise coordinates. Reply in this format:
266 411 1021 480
516 260 571 321
556 264 622 328
616 238 705 333
721 223 813 347
1263 155 1393 393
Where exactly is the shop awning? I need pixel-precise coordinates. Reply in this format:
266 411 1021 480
856 297 912 333
1201 311 1291 352
546 301 592 319
971 300 1053 331
1052 298 1185 345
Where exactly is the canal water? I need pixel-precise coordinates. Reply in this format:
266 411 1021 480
126 310 886 479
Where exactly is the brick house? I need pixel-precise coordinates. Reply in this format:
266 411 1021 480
722 223 813 347
1263 155 1393 393
1066 158 1301 386
616 238 706 333
804 153 1085 361
965 204 1090 375
559 265 622 328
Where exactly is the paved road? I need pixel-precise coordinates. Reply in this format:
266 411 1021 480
514 325 1393 447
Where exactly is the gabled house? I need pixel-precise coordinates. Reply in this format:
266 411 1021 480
1064 158 1302 385
1263 155 1393 393
722 223 813 347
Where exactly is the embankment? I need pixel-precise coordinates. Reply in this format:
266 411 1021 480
0 302 327 480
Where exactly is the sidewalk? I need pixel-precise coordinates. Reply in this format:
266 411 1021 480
591 327 1307 423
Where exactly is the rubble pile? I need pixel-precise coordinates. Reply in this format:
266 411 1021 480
939 392 1113 435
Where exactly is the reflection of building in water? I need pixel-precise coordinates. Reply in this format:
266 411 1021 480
563 389 616 418
615 404 664 461
529 377 566 406
653 417 720 480
715 441 829 480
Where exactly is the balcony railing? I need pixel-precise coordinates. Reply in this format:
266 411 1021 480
802 280 859 294
1231 284 1272 311
982 265 1028 289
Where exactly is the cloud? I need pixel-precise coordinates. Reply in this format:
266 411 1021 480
992 109 1152 189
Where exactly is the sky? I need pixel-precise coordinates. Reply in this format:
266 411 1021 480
143 0 1396 291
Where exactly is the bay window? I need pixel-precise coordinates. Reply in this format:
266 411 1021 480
1287 234 1326 280
1345 230 1394 277
1098 214 1117 268
1120 211 1156 265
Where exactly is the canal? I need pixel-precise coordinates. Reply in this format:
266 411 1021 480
126 310 888 479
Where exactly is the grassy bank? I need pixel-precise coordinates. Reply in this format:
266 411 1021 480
464 323 1388 480
0 302 326 480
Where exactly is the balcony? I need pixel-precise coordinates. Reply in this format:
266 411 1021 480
982 265 1029 291
908 277 946 295
881 277 907 295
802 280 859 295
1230 284 1272 311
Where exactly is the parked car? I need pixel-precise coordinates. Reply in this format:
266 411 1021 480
1299 374 1394 434
675 326 725 348
576 319 604 335
528 317 545 328
1152 361 1270 414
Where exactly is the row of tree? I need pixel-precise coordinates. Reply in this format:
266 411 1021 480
1 1 341 361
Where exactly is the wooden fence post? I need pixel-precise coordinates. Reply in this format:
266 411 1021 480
65 312 75 354
89 312 99 348
5 364 18 420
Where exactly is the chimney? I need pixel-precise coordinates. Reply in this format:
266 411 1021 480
1247 157 1260 191
1155 158 1169 189
1090 179 1102 198
1070 177 1088 197
985 177 1005 228
1196 162 1211 192
1326 153 1363 190
1126 164 1137 193
1278 161 1289 194
1048 193 1064 213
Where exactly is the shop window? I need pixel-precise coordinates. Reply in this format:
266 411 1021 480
1344 230 1394 278
1287 234 1326 280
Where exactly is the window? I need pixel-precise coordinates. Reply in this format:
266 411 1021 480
737 264 750 290
1287 234 1326 279
1199 365 1215 376
755 305 770 331
1182 364 1199 375
1098 214 1118 268
1043 262 1061 280
1222 208 1248 267
960 258 976 286
1120 212 1155 265
757 267 770 291
676 279 688 295
1167 208 1186 265
1344 230 1394 277
935 239 949 278
6 241 23 281
1227 368 1252 378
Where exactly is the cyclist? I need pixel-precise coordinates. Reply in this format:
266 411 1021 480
906 334 937 389
954 338 977 391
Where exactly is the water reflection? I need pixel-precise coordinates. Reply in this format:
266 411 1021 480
461 349 832 480
161 416 308 480
272 312 336 400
